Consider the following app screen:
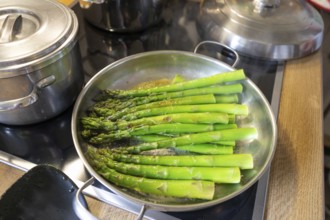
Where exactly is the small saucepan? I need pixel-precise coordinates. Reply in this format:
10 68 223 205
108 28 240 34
0 0 84 125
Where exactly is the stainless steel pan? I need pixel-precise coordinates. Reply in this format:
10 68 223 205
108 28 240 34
71 49 277 218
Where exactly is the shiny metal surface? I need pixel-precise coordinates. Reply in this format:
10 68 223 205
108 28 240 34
194 41 240 68
196 0 324 60
79 0 166 33
253 0 280 10
0 0 77 72
73 177 99 220
0 0 84 125
0 75 56 111
0 14 22 43
72 51 277 212
0 41 84 125
81 0 104 3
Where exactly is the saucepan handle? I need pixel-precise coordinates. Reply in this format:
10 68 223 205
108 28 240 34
79 0 104 9
80 0 104 4
194 41 240 68
0 75 56 111
73 177 147 220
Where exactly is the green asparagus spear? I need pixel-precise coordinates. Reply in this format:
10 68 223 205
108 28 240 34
133 134 236 154
88 123 238 143
133 134 176 142
171 74 186 83
104 69 246 98
133 135 236 148
93 83 243 109
91 123 217 141
213 140 236 146
175 144 234 155
107 152 253 170
89 157 215 200
132 123 237 143
81 112 230 133
93 94 217 118
215 94 239 103
110 127 257 154
121 103 248 121
87 149 240 183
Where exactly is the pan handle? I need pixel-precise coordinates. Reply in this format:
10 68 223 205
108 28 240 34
73 177 148 220
73 177 98 220
194 41 240 68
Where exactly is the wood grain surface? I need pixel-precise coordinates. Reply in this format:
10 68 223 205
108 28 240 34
265 50 324 220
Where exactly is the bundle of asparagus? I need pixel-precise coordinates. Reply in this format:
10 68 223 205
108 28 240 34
81 69 258 201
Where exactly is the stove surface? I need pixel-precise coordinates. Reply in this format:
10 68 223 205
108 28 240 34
0 1 283 219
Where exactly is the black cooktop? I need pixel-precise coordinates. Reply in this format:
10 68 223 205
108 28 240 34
0 1 282 219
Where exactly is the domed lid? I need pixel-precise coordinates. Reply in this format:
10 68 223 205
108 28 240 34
197 0 324 60
0 0 78 72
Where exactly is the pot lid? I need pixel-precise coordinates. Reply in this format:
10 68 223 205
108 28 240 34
0 0 76 67
197 0 324 60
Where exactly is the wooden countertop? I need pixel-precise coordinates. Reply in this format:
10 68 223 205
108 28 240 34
0 51 324 219
265 50 324 220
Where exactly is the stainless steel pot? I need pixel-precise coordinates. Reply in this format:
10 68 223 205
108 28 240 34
0 0 84 125
79 0 166 32
196 0 324 60
71 50 277 218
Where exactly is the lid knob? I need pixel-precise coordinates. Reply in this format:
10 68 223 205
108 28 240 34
253 0 280 13
0 14 22 43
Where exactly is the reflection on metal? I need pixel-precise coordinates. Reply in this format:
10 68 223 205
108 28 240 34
253 0 280 13
80 0 104 4
194 41 240 68
0 14 22 43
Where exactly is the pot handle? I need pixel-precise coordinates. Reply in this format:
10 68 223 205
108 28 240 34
80 0 104 4
73 177 148 220
0 75 56 111
79 0 104 9
194 41 240 68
